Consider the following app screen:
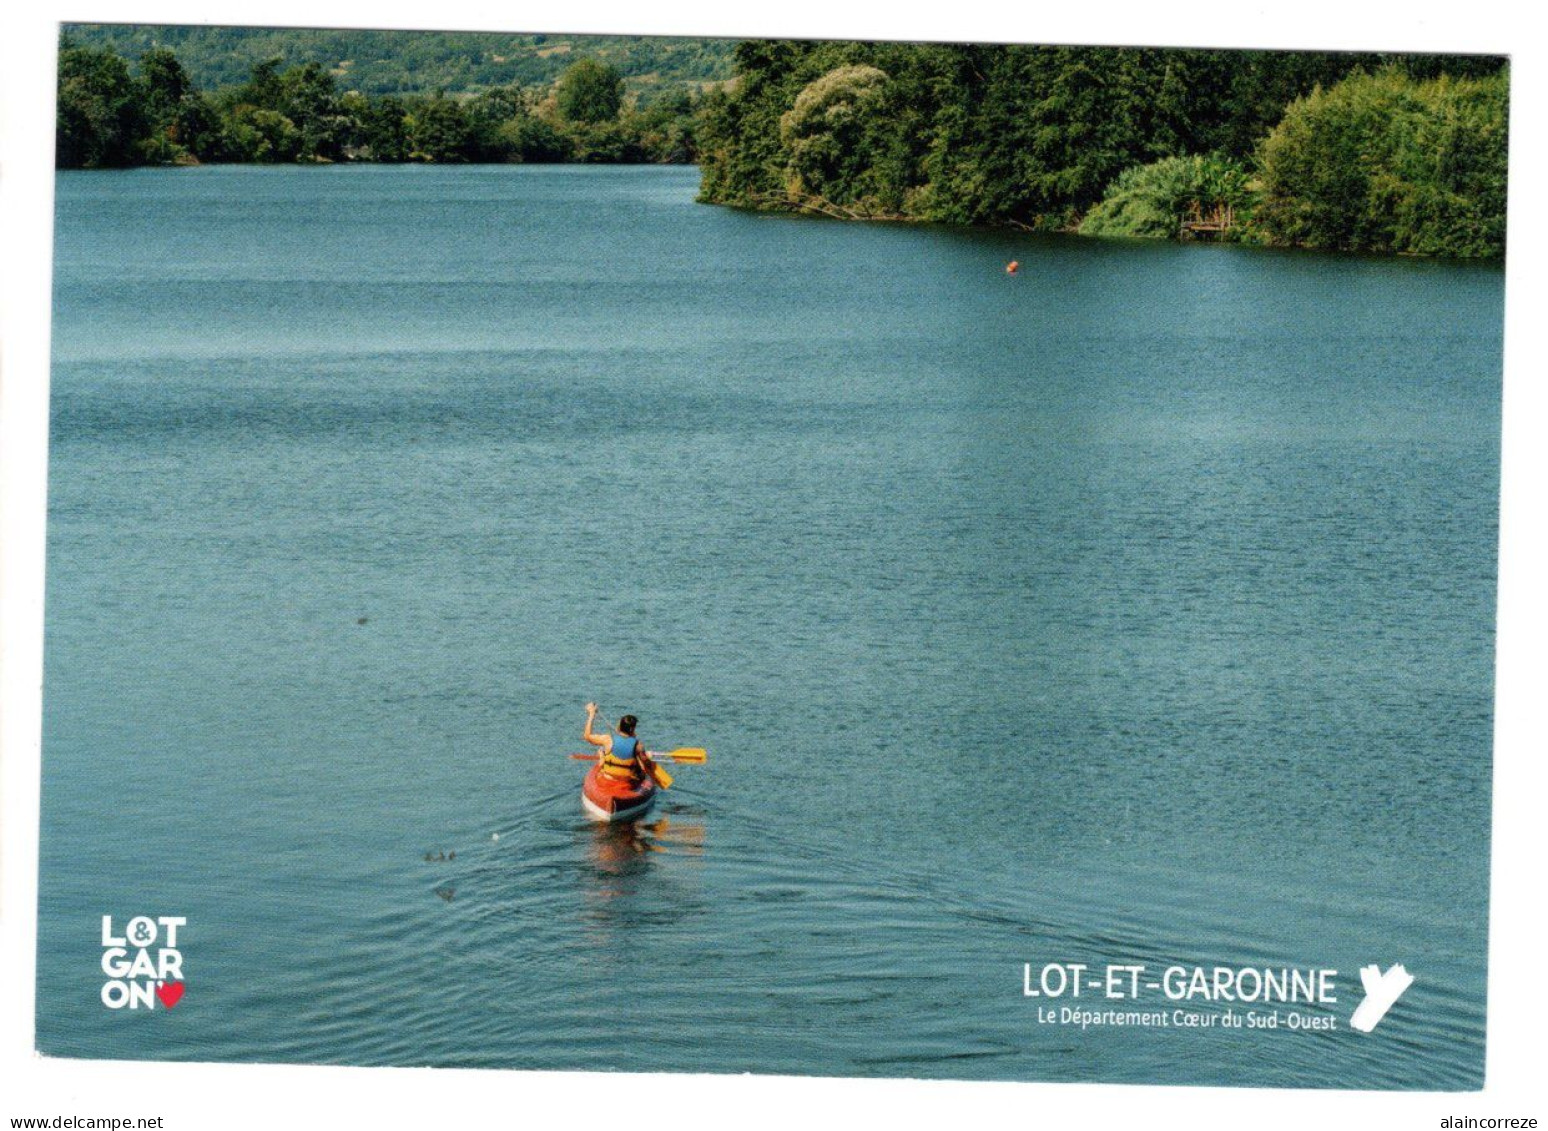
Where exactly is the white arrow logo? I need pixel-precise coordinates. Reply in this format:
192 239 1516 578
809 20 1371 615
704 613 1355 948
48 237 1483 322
1350 964 1414 1032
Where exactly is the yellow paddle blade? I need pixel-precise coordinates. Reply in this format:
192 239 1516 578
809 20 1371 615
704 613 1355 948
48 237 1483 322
666 748 707 763
651 764 674 789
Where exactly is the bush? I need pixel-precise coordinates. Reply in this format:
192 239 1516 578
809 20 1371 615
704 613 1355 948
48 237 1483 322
1255 68 1507 256
219 106 302 162
1080 154 1253 238
500 116 572 162
56 45 146 167
778 64 893 209
408 94 472 162
56 39 707 169
555 58 624 124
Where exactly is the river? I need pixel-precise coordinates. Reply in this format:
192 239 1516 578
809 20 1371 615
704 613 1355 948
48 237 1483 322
40 164 1501 1087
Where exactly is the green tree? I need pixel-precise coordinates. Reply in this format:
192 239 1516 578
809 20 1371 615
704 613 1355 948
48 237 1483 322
408 93 472 161
173 92 224 161
277 61 348 160
778 65 893 208
138 47 192 124
218 106 302 162
555 58 624 124
233 56 286 111
465 86 526 161
696 40 1506 240
134 48 222 163
627 89 699 163
564 119 640 162
500 115 572 162
1080 154 1253 238
345 92 410 161
56 44 146 167
1255 68 1507 256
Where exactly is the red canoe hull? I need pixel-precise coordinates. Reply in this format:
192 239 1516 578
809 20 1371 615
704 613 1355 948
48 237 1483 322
581 764 659 822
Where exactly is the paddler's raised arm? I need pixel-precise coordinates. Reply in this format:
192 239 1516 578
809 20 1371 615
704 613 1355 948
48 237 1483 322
582 702 608 748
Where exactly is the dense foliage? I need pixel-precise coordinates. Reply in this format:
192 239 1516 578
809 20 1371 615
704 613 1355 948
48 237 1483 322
56 41 705 167
56 30 1508 256
62 25 736 97
1079 155 1252 239
56 44 148 167
1254 69 1508 256
697 41 1507 255
555 58 626 124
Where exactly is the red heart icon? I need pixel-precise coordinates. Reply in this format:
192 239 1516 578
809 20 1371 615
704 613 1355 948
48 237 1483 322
157 982 185 1009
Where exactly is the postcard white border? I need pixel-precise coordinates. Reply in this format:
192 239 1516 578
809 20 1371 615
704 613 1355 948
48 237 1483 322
4 2 1544 1127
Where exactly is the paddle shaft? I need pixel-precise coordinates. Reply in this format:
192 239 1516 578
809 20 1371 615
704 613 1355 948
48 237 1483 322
569 748 704 764
586 705 705 761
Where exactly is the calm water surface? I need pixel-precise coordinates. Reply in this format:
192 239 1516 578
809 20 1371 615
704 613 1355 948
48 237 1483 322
41 165 1501 1087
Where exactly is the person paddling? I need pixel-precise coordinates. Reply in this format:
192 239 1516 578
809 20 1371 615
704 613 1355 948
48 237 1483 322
583 702 660 784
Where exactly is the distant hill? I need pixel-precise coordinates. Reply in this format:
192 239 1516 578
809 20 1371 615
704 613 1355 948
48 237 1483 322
60 24 738 100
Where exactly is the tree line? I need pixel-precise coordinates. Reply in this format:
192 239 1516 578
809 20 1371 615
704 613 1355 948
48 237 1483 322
694 42 1508 257
57 40 705 168
57 35 1508 257
62 25 736 96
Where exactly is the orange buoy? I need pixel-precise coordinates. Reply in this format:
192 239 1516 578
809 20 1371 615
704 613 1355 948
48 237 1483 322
1006 260 1020 274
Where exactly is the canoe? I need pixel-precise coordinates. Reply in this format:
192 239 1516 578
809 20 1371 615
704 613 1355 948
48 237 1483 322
581 763 659 822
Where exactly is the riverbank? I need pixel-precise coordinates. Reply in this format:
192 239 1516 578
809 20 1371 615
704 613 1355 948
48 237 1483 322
695 43 1507 258
57 35 1507 259
57 37 709 167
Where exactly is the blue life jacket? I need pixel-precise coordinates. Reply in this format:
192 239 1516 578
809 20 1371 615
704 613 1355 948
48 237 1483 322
602 735 639 773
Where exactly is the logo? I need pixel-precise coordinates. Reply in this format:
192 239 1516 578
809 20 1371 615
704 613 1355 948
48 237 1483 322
1016 958 1416 1037
100 915 186 1010
1349 963 1413 1032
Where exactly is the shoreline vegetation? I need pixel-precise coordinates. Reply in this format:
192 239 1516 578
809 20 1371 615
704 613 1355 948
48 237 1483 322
57 30 1507 258
697 43 1507 258
57 35 710 168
